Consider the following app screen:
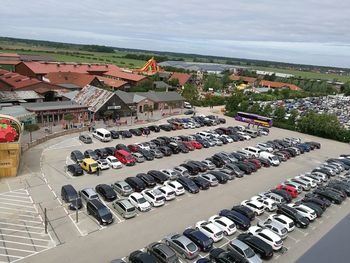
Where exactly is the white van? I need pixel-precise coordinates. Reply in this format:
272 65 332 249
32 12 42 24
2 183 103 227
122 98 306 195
92 128 112 142
245 129 258 138
259 152 280 166
243 146 262 158
197 131 212 139
184 102 192 109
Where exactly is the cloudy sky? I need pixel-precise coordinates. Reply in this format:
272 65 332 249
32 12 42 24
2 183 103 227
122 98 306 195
1 0 349 68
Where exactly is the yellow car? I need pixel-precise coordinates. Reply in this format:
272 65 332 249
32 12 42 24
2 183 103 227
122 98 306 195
80 158 98 173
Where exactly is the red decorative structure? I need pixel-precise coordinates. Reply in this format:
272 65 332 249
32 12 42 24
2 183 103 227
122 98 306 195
0 118 18 143
134 58 163 75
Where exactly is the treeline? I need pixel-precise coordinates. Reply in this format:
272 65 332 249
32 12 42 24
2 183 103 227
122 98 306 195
80 45 115 53
124 53 185 63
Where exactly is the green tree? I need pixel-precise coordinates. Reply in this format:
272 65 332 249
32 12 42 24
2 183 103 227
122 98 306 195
239 100 250 112
204 74 222 91
280 88 291 99
342 81 350 96
261 104 273 117
24 123 39 143
221 72 232 88
288 109 299 124
64 113 74 128
250 102 261 114
274 106 286 122
181 84 199 103
225 92 245 113
167 78 180 87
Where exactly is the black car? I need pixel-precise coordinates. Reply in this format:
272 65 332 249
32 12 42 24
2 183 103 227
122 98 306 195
116 144 130 152
148 125 160 132
270 189 292 203
231 205 255 221
159 124 172 131
129 128 142 136
67 164 84 176
120 130 133 138
94 148 109 159
104 147 116 156
224 163 244 178
129 250 156 263
209 172 228 184
61 184 82 210
177 176 200 194
315 188 345 202
257 158 271 167
298 201 323 217
312 168 332 178
196 138 210 148
305 141 321 149
191 176 210 190
207 157 225 168
183 228 214 252
188 161 208 173
213 154 231 165
147 170 168 184
158 146 173 156
95 184 117 202
230 152 246 161
235 162 252 175
176 142 189 153
84 149 98 160
209 248 247 263
157 136 171 144
151 139 165 147
110 130 120 139
70 150 84 163
276 204 309 228
301 196 329 210
219 209 251 230
168 142 181 154
237 233 273 259
139 149 155 161
125 177 146 192
139 127 151 135
243 161 257 172
136 173 157 188
87 199 113 225
180 163 199 175
327 182 350 196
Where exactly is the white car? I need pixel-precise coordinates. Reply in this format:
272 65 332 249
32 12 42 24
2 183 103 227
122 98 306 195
302 174 322 185
188 122 196 129
212 138 223 146
256 143 273 152
236 131 251 140
96 159 109 170
268 214 295 232
183 123 190 129
141 189 165 207
295 176 317 188
128 193 151 212
241 200 265 215
173 166 190 177
199 174 219 187
164 181 185 196
195 221 224 242
160 169 179 180
248 226 283 251
137 143 150 151
208 215 236 236
154 185 176 201
106 156 123 169
250 196 277 212
288 204 317 221
201 160 216 170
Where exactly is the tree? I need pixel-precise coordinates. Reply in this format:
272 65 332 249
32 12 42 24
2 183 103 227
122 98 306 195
343 81 350 96
225 92 245 113
261 104 273 117
24 123 39 143
280 88 291 99
274 106 286 122
167 78 180 87
181 84 199 103
64 113 74 128
250 102 261 114
221 72 232 89
288 109 299 124
204 74 222 91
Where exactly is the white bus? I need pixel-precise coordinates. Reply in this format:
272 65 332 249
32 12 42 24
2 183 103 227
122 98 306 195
92 128 112 142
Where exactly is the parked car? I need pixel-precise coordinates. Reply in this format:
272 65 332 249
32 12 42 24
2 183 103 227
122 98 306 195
146 242 178 263
164 181 186 196
111 180 134 196
80 187 99 203
219 209 251 230
177 176 200 194
237 233 273 260
112 199 137 219
191 176 211 190
61 184 82 210
183 228 214 252
195 221 223 242
137 173 157 188
95 184 117 201
84 149 98 160
276 204 309 228
248 226 283 251
87 199 113 225
125 177 146 192
209 248 247 263
67 164 84 176
164 233 199 259
148 170 168 184
128 192 151 212
70 150 84 163
208 215 236 236
129 250 156 263
106 156 123 169
79 134 92 144
227 239 262 263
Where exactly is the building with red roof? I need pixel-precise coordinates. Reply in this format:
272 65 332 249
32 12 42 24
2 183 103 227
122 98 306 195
259 80 301 91
229 75 257 85
43 72 103 90
96 76 128 90
168 72 193 86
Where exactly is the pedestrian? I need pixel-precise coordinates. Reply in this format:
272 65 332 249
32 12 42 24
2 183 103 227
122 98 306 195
96 167 100 176
121 132 125 140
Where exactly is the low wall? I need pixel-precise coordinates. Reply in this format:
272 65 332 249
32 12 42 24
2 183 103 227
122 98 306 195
21 127 89 152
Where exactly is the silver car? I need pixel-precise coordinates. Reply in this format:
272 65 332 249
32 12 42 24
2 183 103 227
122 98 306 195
201 160 216 170
112 199 137 219
199 173 219 186
164 233 199 259
160 169 179 180
257 219 288 239
111 181 134 196
132 152 145 163
150 149 164 159
79 188 99 203
227 239 262 263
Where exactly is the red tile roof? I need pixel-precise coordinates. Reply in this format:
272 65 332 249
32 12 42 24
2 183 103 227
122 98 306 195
0 53 20 58
17 61 120 75
103 69 147 82
259 80 301 91
169 72 192 86
96 76 128 89
0 69 40 89
44 72 98 88
229 75 257 84
0 60 21 65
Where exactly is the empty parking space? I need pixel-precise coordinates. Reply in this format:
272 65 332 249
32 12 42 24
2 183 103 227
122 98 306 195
0 189 55 263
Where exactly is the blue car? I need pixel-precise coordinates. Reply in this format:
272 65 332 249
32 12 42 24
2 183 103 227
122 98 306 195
183 228 214 252
219 209 251 231
299 143 311 152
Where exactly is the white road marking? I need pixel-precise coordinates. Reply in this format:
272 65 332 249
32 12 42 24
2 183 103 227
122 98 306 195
0 221 44 230
0 253 22 259
0 245 36 253
0 210 40 219
0 206 37 214
0 240 51 249
0 233 51 242
0 201 36 209
100 199 123 223
287 235 300 243
67 213 86 236
0 227 45 235
294 228 309 236
0 197 33 204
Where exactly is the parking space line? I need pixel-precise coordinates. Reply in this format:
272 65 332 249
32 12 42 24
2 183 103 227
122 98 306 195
287 235 300 243
67 213 86 236
0 193 30 199
0 246 35 254
100 199 123 223
294 228 309 236
0 233 51 242
0 197 33 204
0 201 37 209
0 206 37 214
1 218 43 225
0 227 45 235
0 211 40 219
0 222 44 230
1 240 51 249
0 253 22 259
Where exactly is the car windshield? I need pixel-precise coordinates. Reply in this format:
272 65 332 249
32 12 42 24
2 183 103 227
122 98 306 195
99 207 110 217
105 134 111 138
244 247 255 258
110 159 118 163
138 197 147 204
186 243 197 252
126 206 136 212
91 163 98 168
123 185 131 190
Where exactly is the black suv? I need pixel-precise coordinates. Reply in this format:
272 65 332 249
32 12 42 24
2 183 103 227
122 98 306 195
70 150 84 163
177 177 200 194
136 173 157 188
125 177 146 192
67 164 84 176
147 170 168 184
277 204 309 228
61 184 82 210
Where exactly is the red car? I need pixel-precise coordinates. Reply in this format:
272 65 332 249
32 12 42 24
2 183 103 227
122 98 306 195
189 140 203 149
276 185 298 198
182 141 195 151
247 159 261 169
127 144 140 153
115 150 136 166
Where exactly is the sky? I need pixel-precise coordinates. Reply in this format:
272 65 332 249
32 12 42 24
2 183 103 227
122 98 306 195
1 0 350 68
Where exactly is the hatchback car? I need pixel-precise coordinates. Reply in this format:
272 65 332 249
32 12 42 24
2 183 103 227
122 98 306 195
67 164 84 176
164 233 199 259
227 239 262 263
208 215 236 236
248 226 283 251
95 184 117 202
183 228 214 252
106 156 123 169
111 180 134 196
128 193 151 212
195 221 223 242
112 199 137 219
146 242 178 263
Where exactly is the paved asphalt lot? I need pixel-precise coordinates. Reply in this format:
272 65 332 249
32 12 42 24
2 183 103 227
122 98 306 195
1 110 350 263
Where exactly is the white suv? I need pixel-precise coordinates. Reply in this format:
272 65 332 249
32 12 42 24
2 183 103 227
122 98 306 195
164 181 185 196
195 221 224 242
241 200 265 215
208 215 236 236
141 189 165 207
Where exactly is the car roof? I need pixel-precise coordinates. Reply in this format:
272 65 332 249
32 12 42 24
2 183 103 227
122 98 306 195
230 239 250 250
117 199 133 208
83 158 97 164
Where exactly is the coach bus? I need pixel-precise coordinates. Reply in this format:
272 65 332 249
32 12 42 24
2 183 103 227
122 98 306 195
235 112 273 127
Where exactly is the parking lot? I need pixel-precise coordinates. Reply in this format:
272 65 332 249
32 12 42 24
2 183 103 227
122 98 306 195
3 111 350 263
